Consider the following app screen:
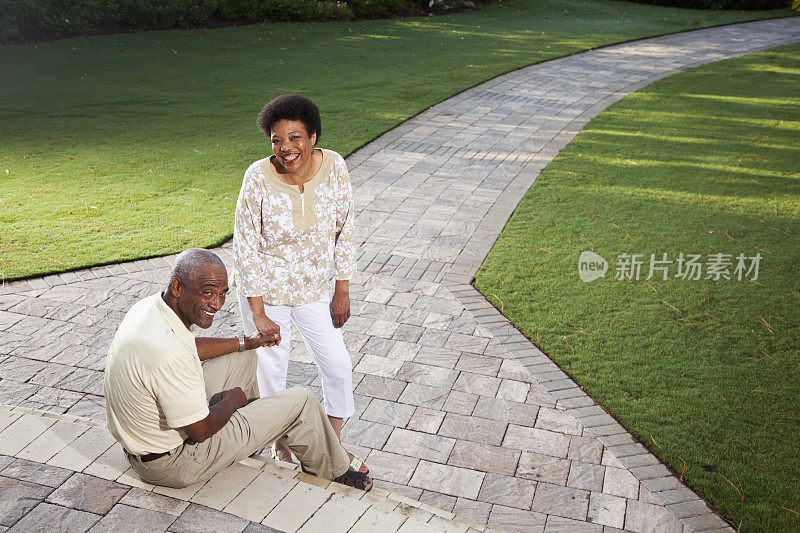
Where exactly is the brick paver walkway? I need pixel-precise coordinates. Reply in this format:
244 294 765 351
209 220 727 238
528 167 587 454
1 17 798 533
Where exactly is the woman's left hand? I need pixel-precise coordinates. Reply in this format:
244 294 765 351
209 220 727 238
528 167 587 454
331 281 350 328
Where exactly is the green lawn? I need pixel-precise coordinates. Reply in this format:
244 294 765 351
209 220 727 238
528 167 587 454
474 43 800 532
0 0 794 280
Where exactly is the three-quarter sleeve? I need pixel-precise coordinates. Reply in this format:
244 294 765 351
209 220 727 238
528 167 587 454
233 165 266 297
332 155 356 281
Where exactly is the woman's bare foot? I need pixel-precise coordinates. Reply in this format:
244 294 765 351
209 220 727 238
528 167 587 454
271 441 295 464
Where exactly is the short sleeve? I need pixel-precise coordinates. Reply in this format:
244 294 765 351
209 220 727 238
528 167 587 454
332 154 356 280
150 354 209 428
233 164 267 296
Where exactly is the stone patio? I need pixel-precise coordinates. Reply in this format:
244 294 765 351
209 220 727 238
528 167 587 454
1 16 798 533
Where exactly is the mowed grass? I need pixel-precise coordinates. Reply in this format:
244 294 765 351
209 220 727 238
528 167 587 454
0 0 794 280
474 43 800 532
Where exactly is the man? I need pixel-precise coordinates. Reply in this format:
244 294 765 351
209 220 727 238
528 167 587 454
104 248 371 490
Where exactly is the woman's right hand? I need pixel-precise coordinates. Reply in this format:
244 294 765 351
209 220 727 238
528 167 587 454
252 313 281 347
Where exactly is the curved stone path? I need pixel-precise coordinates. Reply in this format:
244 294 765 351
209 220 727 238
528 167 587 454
1 17 798 533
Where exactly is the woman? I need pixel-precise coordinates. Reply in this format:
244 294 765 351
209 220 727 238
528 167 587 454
233 94 365 473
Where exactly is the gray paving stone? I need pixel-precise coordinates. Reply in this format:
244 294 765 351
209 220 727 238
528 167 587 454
451 373 501 398
545 515 604 533
386 341 421 362
503 426 570 458
442 390 478 415
0 357 47 382
406 407 445 434
531 482 590 521
1 458 73 488
680 512 731 531
362 398 416 427
667 499 713 519
0 476 53 527
417 328 451 348
653 486 700 506
568 437 604 465
448 440 520 476
419 490 457 513
46 473 129 515
396 362 460 389
438 413 506 446
413 347 460 369
488 504 546 533
567 462 606 493
624 499 682 533
496 379 530 402
170 503 250 533
119 487 190 517
444 333 489 355
341 418 394 449
242 523 282 533
454 354 502 376
409 461 484 500
454 498 491 525
478 472 535 510
384 428 455 463
363 337 396 356
397 383 450 410
536 407 583 435
472 397 539 427
7 502 100 533
587 492 626 529
366 449 420 484
392 324 425 344
89 503 175 532
354 353 404 379
516 452 571 486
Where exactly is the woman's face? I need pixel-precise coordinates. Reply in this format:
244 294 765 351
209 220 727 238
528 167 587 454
270 119 317 174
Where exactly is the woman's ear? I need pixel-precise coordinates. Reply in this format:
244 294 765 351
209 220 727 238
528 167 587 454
311 132 317 146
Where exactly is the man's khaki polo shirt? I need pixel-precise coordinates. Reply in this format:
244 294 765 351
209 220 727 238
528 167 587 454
105 293 209 455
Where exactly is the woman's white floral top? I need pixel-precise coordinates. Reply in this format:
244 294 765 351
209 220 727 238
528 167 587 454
233 149 356 305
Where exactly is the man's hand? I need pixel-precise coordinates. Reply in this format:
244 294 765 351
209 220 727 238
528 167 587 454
245 331 278 349
331 280 350 329
181 387 246 443
220 387 247 409
252 313 281 345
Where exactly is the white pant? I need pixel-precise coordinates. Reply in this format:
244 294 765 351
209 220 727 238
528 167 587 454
238 292 355 419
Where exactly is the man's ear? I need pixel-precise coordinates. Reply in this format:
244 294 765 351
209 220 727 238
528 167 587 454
168 277 183 298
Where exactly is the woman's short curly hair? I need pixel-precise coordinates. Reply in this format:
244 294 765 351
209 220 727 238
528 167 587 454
257 94 321 144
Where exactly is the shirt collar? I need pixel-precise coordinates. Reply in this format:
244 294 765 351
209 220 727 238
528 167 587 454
153 292 196 341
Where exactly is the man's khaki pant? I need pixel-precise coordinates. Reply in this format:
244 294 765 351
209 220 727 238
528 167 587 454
126 350 350 488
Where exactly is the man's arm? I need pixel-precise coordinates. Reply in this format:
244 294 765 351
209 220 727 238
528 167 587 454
195 332 273 361
180 387 246 443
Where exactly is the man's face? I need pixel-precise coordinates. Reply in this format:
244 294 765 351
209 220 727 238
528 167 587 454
174 264 228 329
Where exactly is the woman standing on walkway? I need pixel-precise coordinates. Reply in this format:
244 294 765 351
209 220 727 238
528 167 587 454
233 94 364 470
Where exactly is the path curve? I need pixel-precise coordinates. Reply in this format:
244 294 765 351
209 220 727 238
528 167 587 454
1 17 798 533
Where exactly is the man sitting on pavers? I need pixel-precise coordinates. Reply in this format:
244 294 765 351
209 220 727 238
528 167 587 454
104 248 371 490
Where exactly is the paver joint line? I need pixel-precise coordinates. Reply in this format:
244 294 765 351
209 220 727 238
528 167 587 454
3 17 799 532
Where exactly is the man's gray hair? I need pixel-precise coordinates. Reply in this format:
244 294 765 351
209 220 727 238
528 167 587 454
170 248 225 284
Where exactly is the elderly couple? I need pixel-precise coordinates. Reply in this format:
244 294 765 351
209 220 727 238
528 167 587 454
104 95 371 491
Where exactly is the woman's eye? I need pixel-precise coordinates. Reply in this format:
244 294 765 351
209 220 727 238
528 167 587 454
271 139 280 144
